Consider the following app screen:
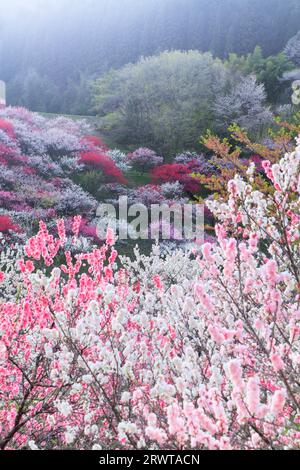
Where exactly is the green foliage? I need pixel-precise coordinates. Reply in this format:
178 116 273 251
7 69 92 115
126 170 152 187
226 46 294 102
7 68 61 113
61 73 93 116
39 196 57 209
91 51 229 155
72 170 105 199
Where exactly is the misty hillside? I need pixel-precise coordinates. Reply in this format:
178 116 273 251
1 0 300 113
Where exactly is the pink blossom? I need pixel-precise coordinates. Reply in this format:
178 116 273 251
0 341 7 362
271 390 286 416
106 227 115 246
227 360 244 392
271 353 285 372
246 377 261 415
145 427 167 445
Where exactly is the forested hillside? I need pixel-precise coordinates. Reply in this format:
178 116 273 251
1 0 300 113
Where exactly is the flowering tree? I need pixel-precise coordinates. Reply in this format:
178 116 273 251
160 182 185 200
0 137 300 450
284 30 300 66
213 75 273 132
128 184 165 205
126 148 163 172
108 149 132 173
197 116 300 200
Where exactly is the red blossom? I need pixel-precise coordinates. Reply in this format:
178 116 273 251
80 151 127 184
0 215 21 233
82 135 108 151
0 119 15 139
151 163 202 193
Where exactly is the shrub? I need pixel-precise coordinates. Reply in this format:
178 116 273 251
82 135 107 150
80 151 127 184
72 171 106 199
108 149 132 172
0 215 20 233
128 184 164 205
151 163 202 194
0 119 16 140
174 152 202 164
160 182 185 200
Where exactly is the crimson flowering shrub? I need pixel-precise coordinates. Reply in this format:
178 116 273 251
0 138 300 449
151 163 202 194
80 134 127 184
81 135 108 151
80 151 127 184
0 215 20 233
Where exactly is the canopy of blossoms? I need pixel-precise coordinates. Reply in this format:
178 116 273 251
0 137 300 450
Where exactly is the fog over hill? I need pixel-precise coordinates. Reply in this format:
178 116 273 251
1 0 300 113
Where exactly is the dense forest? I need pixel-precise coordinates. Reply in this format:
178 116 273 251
1 0 300 114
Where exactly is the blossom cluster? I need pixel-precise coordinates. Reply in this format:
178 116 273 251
126 148 163 172
0 138 300 450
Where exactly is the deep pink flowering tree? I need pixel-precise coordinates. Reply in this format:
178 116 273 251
0 138 300 449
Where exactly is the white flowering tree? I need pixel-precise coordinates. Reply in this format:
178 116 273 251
213 75 273 132
284 31 300 66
